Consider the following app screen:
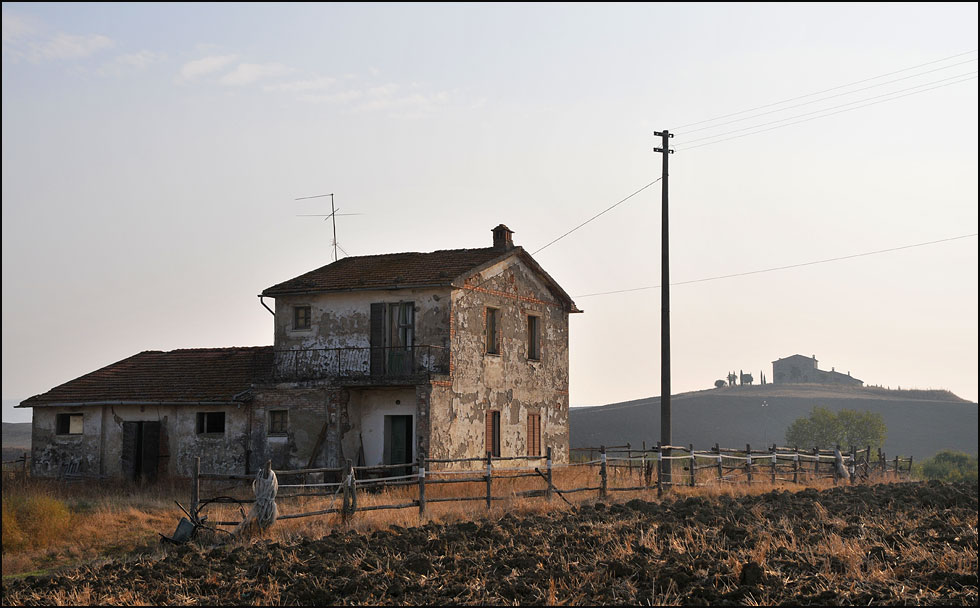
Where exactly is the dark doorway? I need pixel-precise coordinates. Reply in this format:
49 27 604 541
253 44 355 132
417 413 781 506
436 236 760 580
384 415 413 476
121 421 161 482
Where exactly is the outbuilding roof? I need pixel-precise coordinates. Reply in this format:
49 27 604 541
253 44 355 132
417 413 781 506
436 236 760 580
18 346 273 407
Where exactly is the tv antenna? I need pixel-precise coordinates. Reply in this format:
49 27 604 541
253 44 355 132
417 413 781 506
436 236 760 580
295 193 362 262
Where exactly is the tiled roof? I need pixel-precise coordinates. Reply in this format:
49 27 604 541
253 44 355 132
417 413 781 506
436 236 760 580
262 247 510 296
19 347 273 406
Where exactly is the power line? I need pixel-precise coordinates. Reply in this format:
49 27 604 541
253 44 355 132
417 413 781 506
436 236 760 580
678 58 978 136
675 74 977 152
679 71 978 147
573 233 978 298
670 49 978 131
456 178 664 302
531 178 662 256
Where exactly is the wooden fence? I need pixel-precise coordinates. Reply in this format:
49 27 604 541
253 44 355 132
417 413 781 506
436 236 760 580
1 452 30 478
186 441 913 530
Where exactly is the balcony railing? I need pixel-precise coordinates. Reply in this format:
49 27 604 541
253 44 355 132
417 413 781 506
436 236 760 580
272 345 449 383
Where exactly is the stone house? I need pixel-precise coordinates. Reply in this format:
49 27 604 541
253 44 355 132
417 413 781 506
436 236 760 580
19 224 581 479
771 354 863 387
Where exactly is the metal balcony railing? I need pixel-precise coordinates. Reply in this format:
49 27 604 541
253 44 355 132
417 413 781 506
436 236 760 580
272 345 449 382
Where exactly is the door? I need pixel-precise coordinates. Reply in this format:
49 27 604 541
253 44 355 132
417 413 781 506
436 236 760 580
370 302 415 376
120 421 160 482
384 415 413 475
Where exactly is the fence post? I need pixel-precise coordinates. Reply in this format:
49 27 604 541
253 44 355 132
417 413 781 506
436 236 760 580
770 444 777 484
627 442 632 479
907 455 913 480
813 447 820 479
865 444 871 480
689 444 696 487
342 459 355 523
599 445 607 499
745 444 752 485
485 451 493 511
191 456 200 521
893 455 899 480
833 445 842 485
849 446 856 485
656 442 663 497
417 452 426 519
715 443 723 483
793 446 799 484
643 441 651 488
546 446 553 502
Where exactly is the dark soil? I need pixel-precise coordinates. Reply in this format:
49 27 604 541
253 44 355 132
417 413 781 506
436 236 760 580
3 480 977 605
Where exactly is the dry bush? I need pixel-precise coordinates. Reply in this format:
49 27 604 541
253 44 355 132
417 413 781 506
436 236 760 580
1 477 185 577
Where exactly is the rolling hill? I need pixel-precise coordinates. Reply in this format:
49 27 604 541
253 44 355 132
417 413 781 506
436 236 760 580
570 384 977 460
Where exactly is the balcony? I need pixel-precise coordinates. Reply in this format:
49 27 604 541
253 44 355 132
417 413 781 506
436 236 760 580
272 345 449 383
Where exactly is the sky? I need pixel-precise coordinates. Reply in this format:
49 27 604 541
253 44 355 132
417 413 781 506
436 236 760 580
2 3 978 424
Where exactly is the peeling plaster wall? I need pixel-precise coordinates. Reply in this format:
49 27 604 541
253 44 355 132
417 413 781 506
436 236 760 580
249 387 336 471
30 403 250 478
273 287 452 352
340 387 417 467
172 404 251 476
30 407 103 477
431 257 570 465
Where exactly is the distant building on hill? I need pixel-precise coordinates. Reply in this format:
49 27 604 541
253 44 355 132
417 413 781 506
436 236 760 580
772 354 863 387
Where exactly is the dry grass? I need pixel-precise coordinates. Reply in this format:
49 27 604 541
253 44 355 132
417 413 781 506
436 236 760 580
0 463 910 581
1 477 187 578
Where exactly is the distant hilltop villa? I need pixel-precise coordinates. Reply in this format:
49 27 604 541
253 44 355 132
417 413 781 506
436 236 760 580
771 354 863 387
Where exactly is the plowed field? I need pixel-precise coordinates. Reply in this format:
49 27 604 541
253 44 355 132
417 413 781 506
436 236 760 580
3 480 976 605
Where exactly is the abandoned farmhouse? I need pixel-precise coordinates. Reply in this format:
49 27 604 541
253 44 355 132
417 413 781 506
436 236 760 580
19 224 582 480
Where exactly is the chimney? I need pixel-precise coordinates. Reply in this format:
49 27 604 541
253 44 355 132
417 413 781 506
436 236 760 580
492 224 514 250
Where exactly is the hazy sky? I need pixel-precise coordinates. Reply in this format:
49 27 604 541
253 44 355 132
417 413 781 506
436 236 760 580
3 3 978 423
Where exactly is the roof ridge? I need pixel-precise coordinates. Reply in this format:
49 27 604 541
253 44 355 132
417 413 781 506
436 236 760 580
328 246 497 261
139 345 273 354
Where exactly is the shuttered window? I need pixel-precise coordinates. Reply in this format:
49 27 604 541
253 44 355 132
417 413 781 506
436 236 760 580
485 308 500 355
527 315 540 360
527 413 541 457
486 410 501 457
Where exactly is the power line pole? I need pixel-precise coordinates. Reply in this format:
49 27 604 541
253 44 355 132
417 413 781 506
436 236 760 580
654 129 674 486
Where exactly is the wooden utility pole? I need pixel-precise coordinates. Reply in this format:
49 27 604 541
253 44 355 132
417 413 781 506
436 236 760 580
654 129 674 485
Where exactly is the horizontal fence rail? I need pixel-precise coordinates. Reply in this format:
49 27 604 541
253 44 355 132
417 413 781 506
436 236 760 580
187 442 914 531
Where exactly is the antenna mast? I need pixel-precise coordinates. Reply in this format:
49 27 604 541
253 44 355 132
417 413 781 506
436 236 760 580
329 193 338 262
295 192 362 262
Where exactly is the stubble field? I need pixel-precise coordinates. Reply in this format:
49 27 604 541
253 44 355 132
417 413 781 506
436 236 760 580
2 479 976 606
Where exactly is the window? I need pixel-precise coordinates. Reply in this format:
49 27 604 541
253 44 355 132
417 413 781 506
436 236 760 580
196 412 226 434
269 410 288 435
56 413 83 435
527 315 540 360
486 410 501 457
293 305 311 330
527 413 541 457
388 301 414 349
485 307 500 355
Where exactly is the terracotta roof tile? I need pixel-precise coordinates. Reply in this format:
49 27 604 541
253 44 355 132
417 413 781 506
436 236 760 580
19 347 273 406
261 247 509 296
